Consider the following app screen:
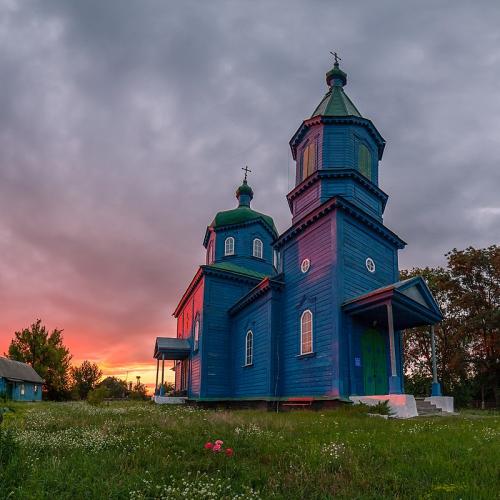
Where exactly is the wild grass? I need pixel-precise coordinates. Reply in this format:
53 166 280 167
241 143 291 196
0 401 498 499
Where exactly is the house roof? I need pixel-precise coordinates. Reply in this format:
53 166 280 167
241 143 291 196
0 357 44 383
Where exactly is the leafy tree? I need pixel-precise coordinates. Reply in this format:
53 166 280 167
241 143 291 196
98 376 129 399
7 319 72 400
71 361 102 400
129 376 148 400
401 245 499 407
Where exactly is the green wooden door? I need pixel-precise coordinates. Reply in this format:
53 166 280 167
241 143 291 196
361 328 388 395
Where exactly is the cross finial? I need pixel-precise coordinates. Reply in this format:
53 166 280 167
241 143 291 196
330 51 341 65
242 165 252 182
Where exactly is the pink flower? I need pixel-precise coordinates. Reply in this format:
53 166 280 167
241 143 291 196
204 442 213 450
225 448 234 457
212 444 222 452
215 439 223 446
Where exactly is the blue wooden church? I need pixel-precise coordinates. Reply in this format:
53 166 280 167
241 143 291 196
154 60 445 412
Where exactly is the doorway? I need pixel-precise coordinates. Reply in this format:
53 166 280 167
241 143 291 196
361 328 388 395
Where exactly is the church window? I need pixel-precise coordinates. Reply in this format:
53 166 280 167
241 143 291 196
253 238 263 259
20 384 25 396
34 384 38 394
300 310 313 355
365 257 376 273
358 144 372 180
301 258 311 273
193 316 200 351
301 139 318 182
245 330 253 366
224 237 235 256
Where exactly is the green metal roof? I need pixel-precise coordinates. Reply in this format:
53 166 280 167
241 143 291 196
211 206 277 235
311 85 362 118
205 262 267 280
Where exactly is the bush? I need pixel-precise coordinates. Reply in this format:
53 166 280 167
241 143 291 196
0 428 17 466
87 386 109 405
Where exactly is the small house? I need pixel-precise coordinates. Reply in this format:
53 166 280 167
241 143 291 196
0 357 43 401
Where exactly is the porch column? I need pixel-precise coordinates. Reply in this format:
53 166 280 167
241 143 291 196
155 357 159 395
160 353 165 396
386 302 401 394
430 325 442 396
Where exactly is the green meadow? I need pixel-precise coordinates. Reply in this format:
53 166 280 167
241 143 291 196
0 401 498 499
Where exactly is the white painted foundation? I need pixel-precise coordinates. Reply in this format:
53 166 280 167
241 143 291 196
350 394 418 418
425 396 454 413
153 396 186 405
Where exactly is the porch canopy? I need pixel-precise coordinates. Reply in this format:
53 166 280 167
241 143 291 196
342 276 443 329
154 337 191 360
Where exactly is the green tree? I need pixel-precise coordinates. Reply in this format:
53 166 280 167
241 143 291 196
71 361 102 400
98 376 129 399
401 245 499 407
7 319 72 400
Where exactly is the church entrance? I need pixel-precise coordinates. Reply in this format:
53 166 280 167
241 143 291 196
361 328 388 395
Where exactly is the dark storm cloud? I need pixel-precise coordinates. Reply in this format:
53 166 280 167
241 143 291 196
1 0 499 365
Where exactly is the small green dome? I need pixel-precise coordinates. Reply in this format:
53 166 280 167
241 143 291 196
211 207 277 236
236 180 253 198
326 62 347 87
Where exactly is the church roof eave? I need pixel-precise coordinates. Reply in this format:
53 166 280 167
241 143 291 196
286 168 389 213
274 195 406 250
228 276 285 316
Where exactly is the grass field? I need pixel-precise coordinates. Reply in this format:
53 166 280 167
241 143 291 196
0 401 498 499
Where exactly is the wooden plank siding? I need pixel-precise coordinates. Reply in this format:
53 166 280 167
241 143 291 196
213 223 276 276
201 276 256 398
280 216 338 397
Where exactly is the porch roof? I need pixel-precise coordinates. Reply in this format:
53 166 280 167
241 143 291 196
154 337 191 360
342 276 443 329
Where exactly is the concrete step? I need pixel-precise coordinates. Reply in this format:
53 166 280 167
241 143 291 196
415 399 443 416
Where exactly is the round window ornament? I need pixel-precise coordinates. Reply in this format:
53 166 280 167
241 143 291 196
301 258 311 273
366 257 376 273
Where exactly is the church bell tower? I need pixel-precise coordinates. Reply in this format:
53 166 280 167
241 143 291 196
287 56 388 224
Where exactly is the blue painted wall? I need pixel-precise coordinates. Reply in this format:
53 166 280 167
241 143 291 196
279 216 338 397
0 377 42 401
211 223 276 275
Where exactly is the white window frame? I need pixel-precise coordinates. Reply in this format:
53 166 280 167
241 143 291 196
301 258 311 273
245 330 253 366
34 384 38 394
253 238 263 259
20 383 25 396
365 257 376 273
300 310 313 355
224 237 235 256
193 316 200 351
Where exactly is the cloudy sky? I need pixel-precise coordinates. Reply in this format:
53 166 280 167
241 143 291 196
1 0 499 387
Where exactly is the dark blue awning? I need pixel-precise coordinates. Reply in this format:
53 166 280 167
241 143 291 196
342 276 443 329
154 337 191 360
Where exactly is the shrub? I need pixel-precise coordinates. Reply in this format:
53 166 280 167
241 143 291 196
0 428 17 466
87 386 109 405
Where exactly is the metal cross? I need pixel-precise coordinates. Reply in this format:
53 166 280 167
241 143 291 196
242 165 252 182
330 51 341 65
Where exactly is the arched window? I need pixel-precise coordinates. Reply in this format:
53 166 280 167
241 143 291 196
253 238 263 259
358 144 372 180
224 237 235 256
245 330 253 366
193 316 200 350
300 310 313 355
